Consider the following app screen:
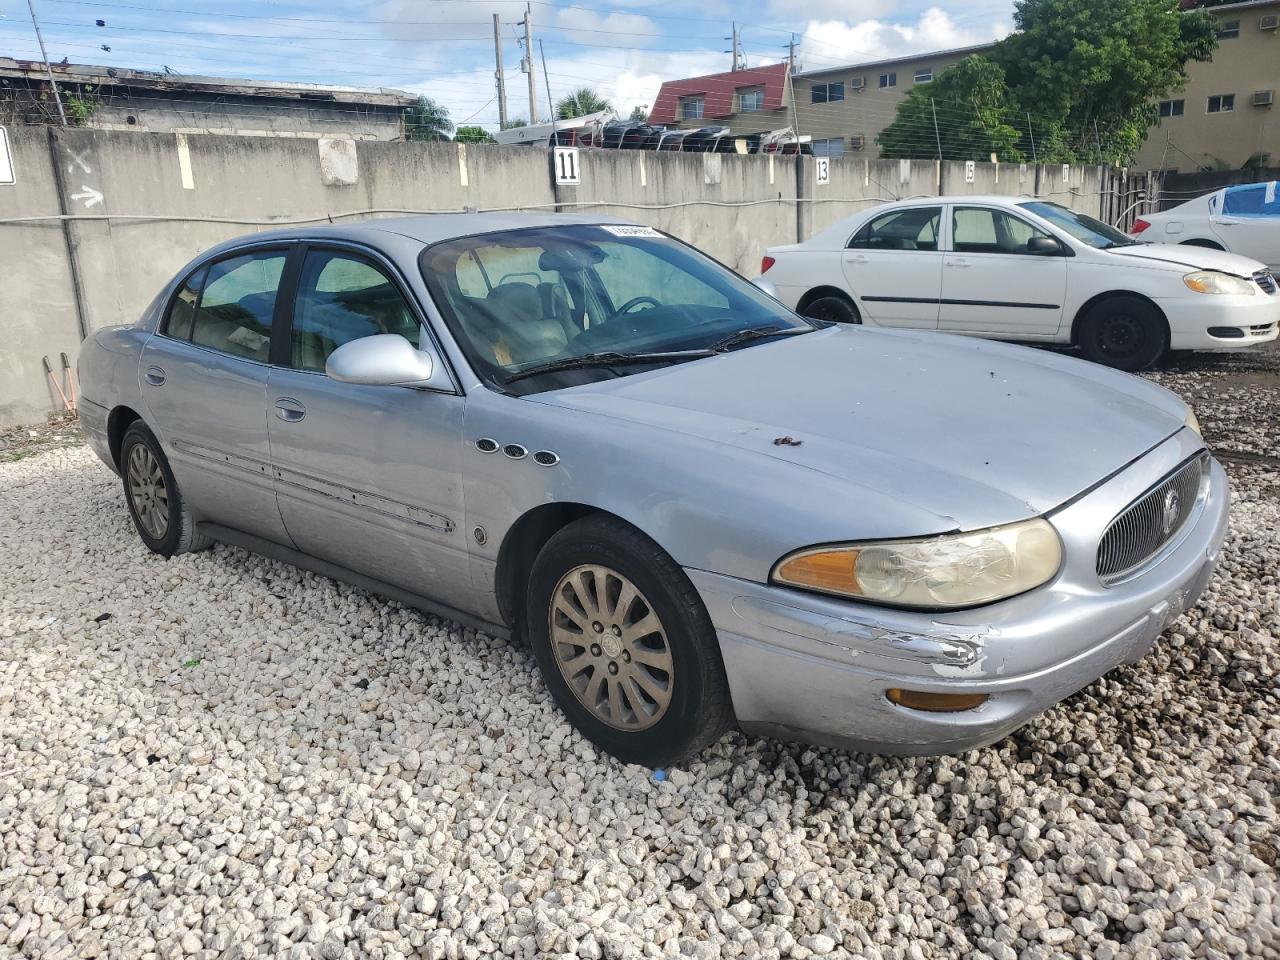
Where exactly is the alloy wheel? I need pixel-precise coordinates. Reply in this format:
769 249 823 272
549 564 674 731
127 442 169 540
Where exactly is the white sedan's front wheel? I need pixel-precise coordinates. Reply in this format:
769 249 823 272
1078 295 1168 372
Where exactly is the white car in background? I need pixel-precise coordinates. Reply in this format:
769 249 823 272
1132 181 1280 273
759 195 1279 371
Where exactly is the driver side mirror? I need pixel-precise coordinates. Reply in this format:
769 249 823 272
326 334 450 390
1027 236 1064 256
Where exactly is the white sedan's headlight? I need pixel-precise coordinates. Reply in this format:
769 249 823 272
1185 407 1201 436
772 519 1062 609
1183 271 1255 296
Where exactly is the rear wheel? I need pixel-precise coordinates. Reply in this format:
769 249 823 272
801 293 860 325
1077 296 1168 372
526 515 733 766
120 422 211 557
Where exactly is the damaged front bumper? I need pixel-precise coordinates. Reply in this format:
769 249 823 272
690 429 1230 756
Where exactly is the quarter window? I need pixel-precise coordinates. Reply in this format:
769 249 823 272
879 72 896 89
811 82 845 104
164 269 205 340
290 251 420 372
187 251 286 361
1158 99 1184 118
952 207 1052 255
1207 94 1234 113
848 206 942 251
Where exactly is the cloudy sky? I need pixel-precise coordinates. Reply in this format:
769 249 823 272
0 0 1014 130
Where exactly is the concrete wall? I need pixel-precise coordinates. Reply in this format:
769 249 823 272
0 126 1110 427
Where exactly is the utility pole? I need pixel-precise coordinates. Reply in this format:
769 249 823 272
1027 112 1038 164
787 34 797 75
539 39 554 128
493 13 508 129
725 22 741 71
930 98 942 160
26 0 66 126
523 5 538 124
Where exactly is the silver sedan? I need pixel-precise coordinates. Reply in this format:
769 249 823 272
77 213 1229 766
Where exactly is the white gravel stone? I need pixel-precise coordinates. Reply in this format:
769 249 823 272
2 351 1280 958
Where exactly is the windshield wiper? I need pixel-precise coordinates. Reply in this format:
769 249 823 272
505 349 712 383
707 325 810 353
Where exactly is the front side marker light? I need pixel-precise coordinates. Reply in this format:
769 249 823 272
886 689 990 712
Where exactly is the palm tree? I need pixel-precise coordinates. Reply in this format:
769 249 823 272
556 88 614 120
404 97 453 141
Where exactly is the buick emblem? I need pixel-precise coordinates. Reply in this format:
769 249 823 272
1161 489 1180 535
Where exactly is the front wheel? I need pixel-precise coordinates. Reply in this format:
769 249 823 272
801 293 860 325
526 516 733 767
1077 296 1168 372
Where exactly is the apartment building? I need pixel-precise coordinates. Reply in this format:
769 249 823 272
648 0 1279 169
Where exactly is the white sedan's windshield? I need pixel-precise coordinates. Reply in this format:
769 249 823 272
1020 201 1138 249
421 225 813 391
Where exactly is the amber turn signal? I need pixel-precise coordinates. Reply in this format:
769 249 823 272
886 688 990 713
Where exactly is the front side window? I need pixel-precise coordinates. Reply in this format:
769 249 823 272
290 251 420 372
1019 200 1136 249
848 206 941 251
187 250 286 361
811 82 845 104
679 96 704 120
1159 99 1184 118
420 226 812 392
952 207 1053 255
1207 94 1235 113
879 72 896 89
738 87 764 112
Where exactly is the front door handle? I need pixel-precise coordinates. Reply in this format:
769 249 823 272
274 398 306 422
144 365 166 386
945 258 970 268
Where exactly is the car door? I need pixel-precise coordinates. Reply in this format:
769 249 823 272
265 243 472 603
1213 182 1280 271
939 205 1067 336
139 245 293 544
840 205 942 329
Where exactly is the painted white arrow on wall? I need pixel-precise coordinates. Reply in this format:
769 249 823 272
71 185 104 208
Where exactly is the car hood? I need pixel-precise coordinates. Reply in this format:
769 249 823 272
533 327 1188 530
1107 242 1267 276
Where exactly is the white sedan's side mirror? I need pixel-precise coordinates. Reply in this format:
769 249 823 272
326 334 448 389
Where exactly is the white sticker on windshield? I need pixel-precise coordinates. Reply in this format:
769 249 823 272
600 225 662 238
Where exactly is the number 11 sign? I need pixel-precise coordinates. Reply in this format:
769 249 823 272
554 146 580 185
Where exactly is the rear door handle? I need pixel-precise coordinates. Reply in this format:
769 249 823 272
144 365 166 386
946 258 970 268
845 254 869 264
274 398 306 422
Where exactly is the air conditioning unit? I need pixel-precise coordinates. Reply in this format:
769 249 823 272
1260 13 1279 30
1253 89 1274 107
848 135 865 150
848 77 866 90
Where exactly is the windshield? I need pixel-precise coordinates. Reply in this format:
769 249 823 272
420 224 813 393
1019 201 1138 249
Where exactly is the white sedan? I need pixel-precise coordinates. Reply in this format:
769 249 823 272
1132 182 1280 273
759 195 1279 370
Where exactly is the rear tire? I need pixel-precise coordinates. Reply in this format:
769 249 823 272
801 293 860 325
1077 295 1168 372
120 422 211 557
526 515 733 767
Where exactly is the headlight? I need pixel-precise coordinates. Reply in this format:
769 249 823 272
1184 407 1201 436
772 518 1062 609
1183 271 1255 296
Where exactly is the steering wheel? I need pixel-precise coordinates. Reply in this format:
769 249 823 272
611 295 661 318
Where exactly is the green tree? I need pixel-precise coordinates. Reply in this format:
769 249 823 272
502 118 528 129
878 57 1026 162
878 0 1217 165
454 125 495 143
629 104 649 122
555 87 613 119
404 97 453 141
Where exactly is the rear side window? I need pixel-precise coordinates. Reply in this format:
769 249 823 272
849 207 941 251
189 252 287 362
290 251 420 372
1222 183 1280 217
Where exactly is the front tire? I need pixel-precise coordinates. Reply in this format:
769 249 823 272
1077 295 1168 372
120 422 211 557
526 516 733 767
801 293 860 325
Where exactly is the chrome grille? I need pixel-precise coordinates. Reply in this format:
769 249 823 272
1096 454 1207 584
1255 270 1277 295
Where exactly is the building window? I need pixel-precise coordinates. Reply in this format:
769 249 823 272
1158 99 1184 118
879 72 897 89
811 82 845 104
737 87 764 112
812 138 846 158
1207 94 1235 113
679 95 704 120
1216 19 1240 39
914 67 933 83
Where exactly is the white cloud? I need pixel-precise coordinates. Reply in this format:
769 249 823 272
770 0 899 21
798 6 1012 71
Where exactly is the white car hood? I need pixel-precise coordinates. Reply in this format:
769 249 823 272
1108 243 1268 277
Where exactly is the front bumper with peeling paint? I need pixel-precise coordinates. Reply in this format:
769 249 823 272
689 430 1230 756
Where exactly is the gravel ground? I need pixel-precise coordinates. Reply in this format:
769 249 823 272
2 348 1278 960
